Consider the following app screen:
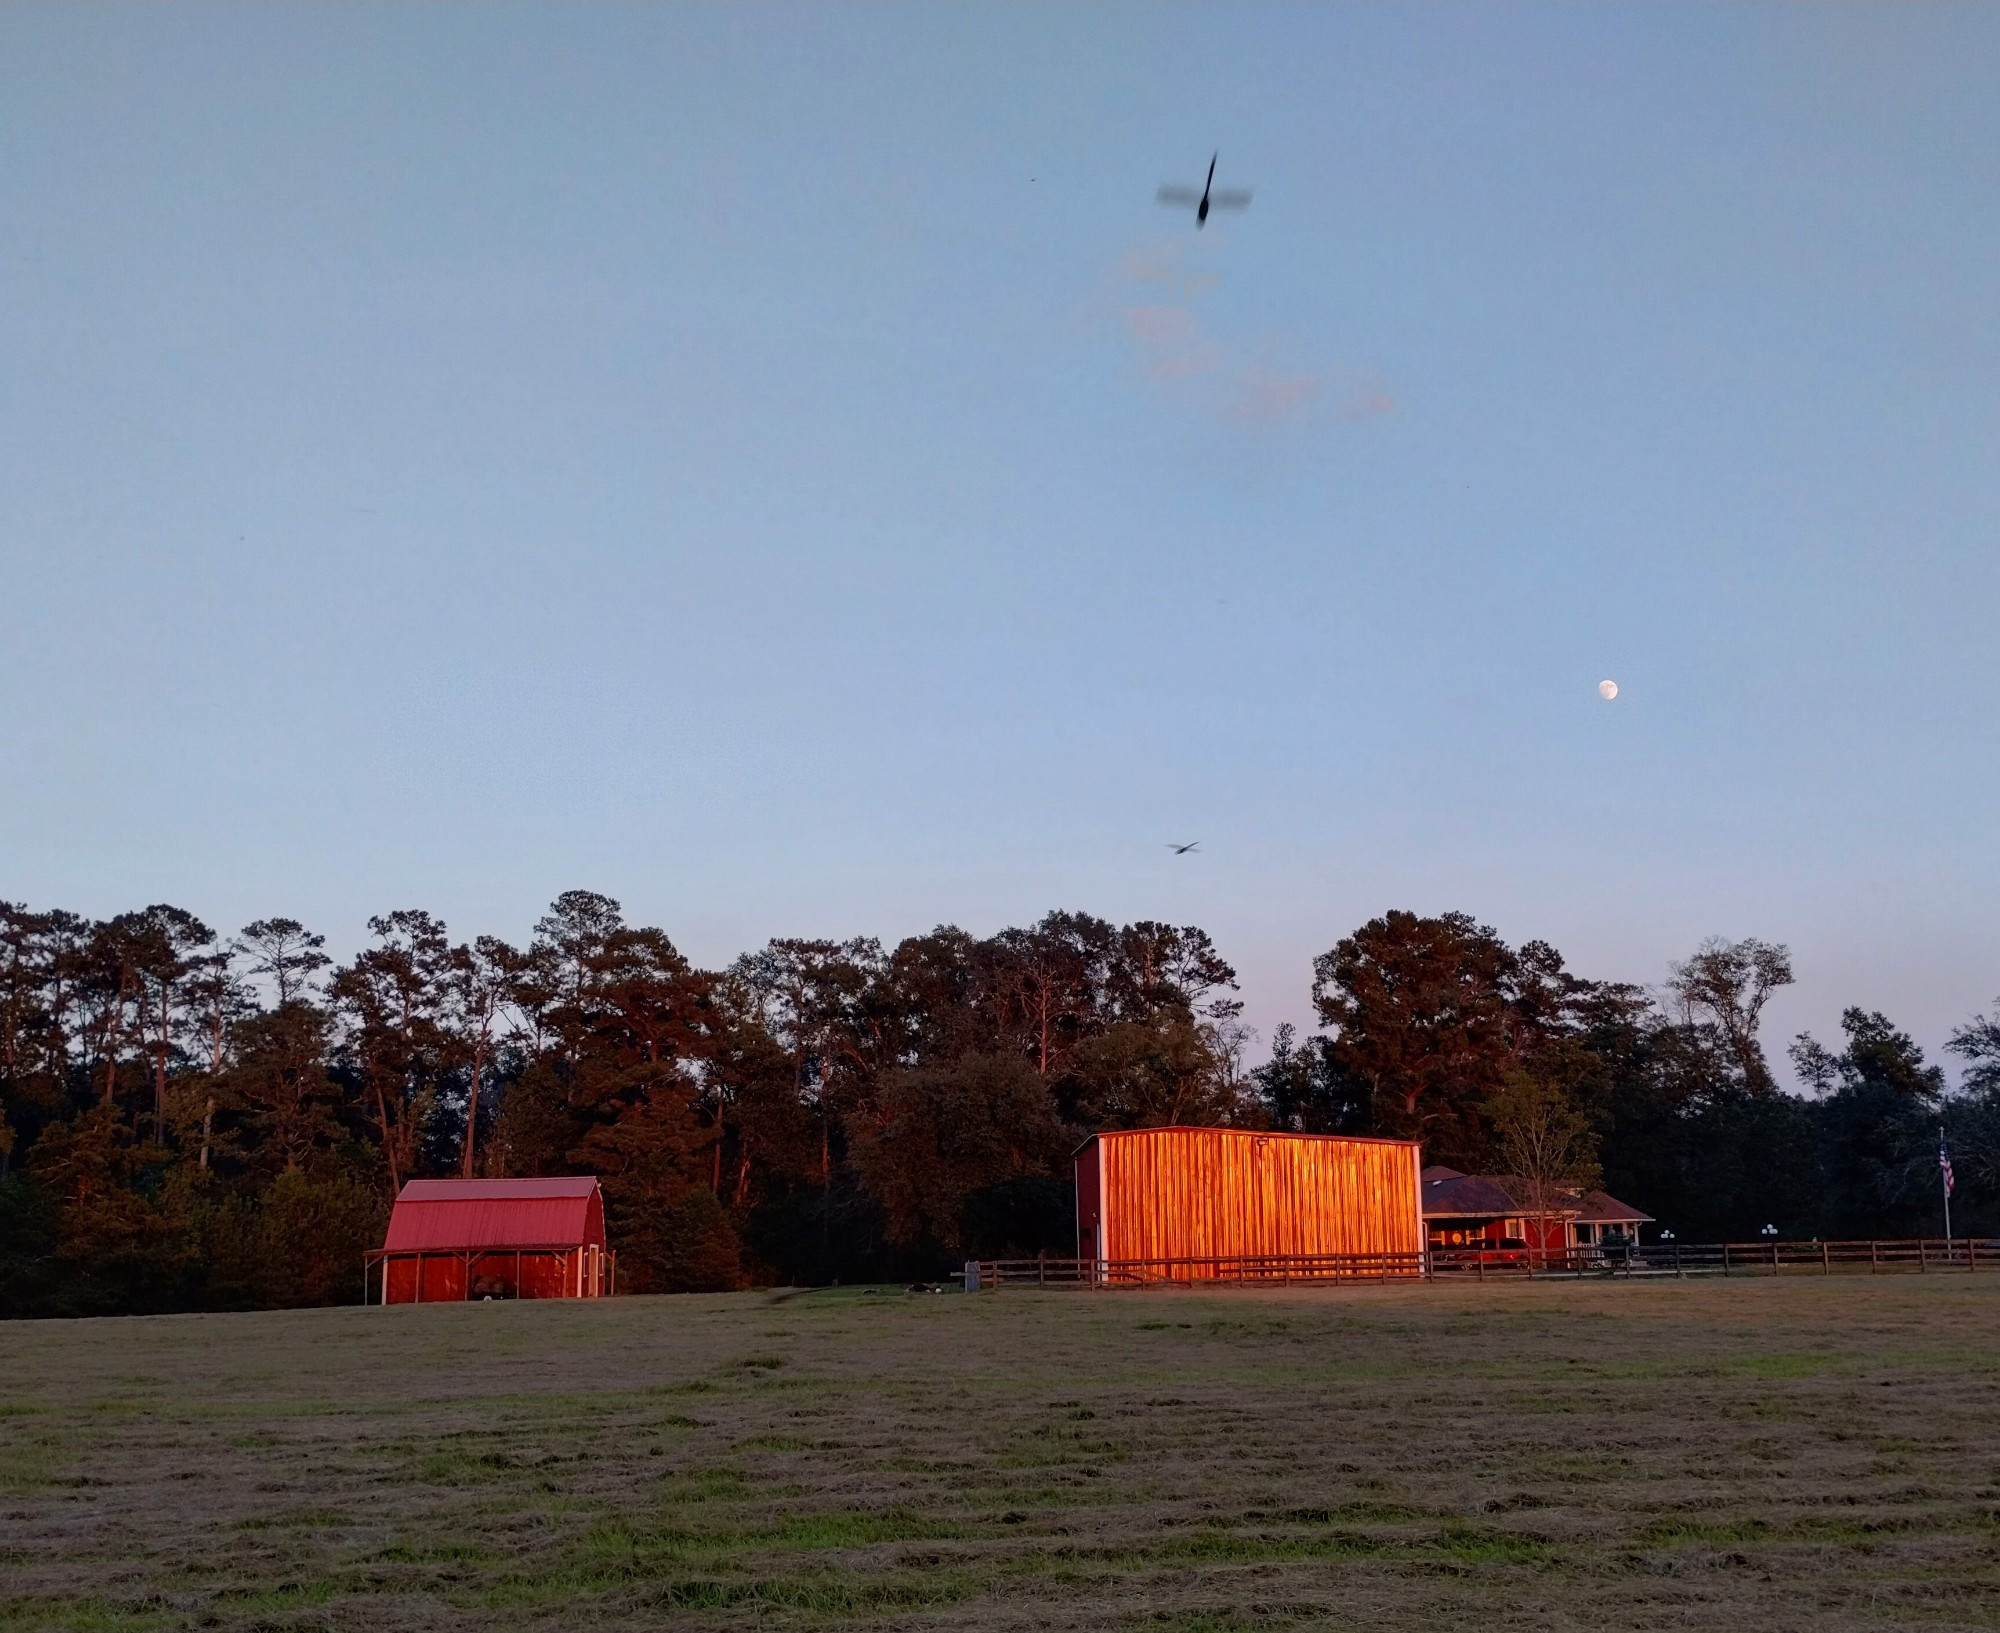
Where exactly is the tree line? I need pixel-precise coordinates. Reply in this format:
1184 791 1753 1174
2 894 1995 1315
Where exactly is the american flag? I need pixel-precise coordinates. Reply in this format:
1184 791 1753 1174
1940 1134 1955 1199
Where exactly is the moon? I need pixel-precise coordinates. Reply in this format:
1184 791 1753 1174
1598 679 1619 701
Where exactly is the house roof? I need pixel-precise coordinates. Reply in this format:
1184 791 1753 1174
1573 1189 1654 1224
1423 1171 1546 1219
381 1177 607 1253
1422 1171 1653 1225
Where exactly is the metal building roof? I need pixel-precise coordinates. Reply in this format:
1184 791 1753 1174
381 1176 607 1253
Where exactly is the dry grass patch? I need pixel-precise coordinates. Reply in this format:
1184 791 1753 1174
3 1278 2000 1629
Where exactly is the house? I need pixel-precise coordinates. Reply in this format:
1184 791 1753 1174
1421 1166 1653 1253
1075 1127 1425 1278
367 1177 615 1304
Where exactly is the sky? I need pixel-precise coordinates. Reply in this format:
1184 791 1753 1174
2 4 1997 1084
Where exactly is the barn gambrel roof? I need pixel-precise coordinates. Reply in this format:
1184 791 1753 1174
381 1177 607 1253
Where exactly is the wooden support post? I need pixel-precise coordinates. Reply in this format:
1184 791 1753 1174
1822 1241 1830 1274
1919 1239 1927 1273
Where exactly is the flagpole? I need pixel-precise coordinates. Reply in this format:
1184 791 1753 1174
1940 1125 1953 1245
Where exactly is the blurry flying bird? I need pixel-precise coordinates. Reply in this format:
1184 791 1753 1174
1167 841 1201 855
1158 153 1251 228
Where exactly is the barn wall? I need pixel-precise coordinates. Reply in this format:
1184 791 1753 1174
1075 1140 1102 1260
382 1249 595 1303
1084 1129 1422 1269
384 1254 468 1304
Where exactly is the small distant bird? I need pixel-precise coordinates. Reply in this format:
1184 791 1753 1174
1158 153 1252 228
1167 841 1201 855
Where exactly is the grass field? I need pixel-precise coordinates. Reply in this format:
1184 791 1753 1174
4 1277 1999 1631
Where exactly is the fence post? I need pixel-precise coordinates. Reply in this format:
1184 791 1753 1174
1821 1241 1830 1274
1674 1241 1683 1279
1871 1240 1878 1273
1722 1243 1730 1275
1771 1241 1780 1273
1919 1239 1927 1273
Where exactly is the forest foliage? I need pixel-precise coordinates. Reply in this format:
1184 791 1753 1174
2 894 1995 1316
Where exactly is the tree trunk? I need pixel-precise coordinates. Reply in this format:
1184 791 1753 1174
820 1108 832 1254
373 1078 401 1191
153 987 172 1145
461 1036 485 1179
98 972 128 1109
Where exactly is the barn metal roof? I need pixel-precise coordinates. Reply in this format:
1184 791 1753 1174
1074 1126 1421 1157
398 1178 598 1201
381 1177 607 1252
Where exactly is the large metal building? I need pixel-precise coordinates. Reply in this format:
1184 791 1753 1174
1075 1127 1424 1278
368 1177 614 1304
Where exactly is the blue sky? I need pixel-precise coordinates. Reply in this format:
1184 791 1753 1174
3 5 1996 1079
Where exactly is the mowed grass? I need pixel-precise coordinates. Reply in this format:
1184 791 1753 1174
3 1279 2000 1630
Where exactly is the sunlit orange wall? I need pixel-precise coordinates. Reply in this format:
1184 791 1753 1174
1078 1128 1423 1265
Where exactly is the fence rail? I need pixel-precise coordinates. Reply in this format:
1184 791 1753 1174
968 1238 1999 1290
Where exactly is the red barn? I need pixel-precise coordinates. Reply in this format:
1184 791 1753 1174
368 1177 614 1304
1075 1127 1425 1279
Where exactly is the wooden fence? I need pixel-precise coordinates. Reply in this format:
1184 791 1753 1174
967 1238 1999 1290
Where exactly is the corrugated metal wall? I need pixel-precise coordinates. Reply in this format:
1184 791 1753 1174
1085 1128 1422 1266
382 1245 609 1303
